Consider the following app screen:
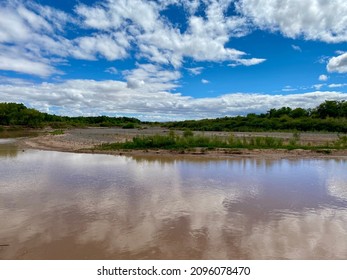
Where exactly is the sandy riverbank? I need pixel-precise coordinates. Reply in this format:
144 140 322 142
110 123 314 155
17 127 347 159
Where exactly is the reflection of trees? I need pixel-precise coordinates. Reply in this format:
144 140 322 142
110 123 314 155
129 156 304 169
130 154 227 165
0 144 19 158
1 152 347 259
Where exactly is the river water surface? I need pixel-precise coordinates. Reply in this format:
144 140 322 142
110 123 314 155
1 140 347 259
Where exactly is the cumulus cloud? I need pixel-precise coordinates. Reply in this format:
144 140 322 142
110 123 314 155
0 0 267 77
201 79 210 84
0 0 74 75
0 1 131 75
327 52 347 73
2 0 347 79
71 33 130 61
1 78 346 120
123 64 181 91
237 0 347 43
1 0 347 122
0 45 58 77
74 0 256 68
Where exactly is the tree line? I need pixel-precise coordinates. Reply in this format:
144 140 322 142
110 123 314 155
0 102 140 128
165 100 347 132
0 100 347 132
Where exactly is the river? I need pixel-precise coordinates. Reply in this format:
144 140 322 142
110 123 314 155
1 141 347 259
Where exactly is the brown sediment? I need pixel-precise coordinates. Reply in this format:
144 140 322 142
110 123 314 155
16 127 347 159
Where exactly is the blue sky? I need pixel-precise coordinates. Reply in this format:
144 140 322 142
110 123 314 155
1 0 347 120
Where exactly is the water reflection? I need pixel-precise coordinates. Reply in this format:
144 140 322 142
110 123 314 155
0 150 347 259
0 139 19 158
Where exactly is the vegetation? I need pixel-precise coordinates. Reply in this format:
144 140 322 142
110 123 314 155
1 100 347 133
165 100 347 133
0 126 39 138
99 131 347 151
50 129 64 135
0 102 141 128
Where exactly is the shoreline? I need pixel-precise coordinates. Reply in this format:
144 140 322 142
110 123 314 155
15 127 347 160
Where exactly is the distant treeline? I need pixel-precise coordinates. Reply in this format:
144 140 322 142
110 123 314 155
0 103 140 128
166 100 347 133
1 100 347 132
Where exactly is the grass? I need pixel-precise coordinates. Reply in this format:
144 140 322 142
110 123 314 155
0 126 39 138
49 129 64 135
98 131 347 151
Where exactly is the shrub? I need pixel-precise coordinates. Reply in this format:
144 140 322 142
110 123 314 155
122 123 136 129
183 129 194 137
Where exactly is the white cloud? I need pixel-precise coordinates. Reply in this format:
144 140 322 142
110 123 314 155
105 67 118 75
76 0 155 32
291 45 302 52
0 54 55 77
313 84 325 90
71 33 130 61
317 56 330 65
123 64 181 91
0 45 58 77
186 67 204 75
282 86 296 92
201 79 210 84
335 50 345 55
1 78 346 120
75 4 116 31
75 0 257 68
228 58 266 67
0 76 35 86
237 58 266 66
237 0 347 43
327 52 347 73
0 1 72 75
328 83 347 88
0 0 265 77
0 3 49 43
0 1 132 76
319 75 328 82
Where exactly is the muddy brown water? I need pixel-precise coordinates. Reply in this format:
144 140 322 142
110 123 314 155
0 141 347 259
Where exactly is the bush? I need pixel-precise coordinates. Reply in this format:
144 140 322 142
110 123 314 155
99 134 309 151
183 129 194 137
122 123 136 129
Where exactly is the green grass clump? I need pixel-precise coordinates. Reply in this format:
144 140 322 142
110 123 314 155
333 135 347 149
50 129 64 135
122 123 136 129
98 132 339 151
98 131 347 152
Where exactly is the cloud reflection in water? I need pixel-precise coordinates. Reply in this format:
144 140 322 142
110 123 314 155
0 150 347 259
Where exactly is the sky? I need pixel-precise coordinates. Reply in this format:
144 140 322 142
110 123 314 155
1 0 347 121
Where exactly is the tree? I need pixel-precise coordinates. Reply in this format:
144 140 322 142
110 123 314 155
316 100 340 118
290 108 308 118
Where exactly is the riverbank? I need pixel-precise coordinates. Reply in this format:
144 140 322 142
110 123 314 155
14 127 347 159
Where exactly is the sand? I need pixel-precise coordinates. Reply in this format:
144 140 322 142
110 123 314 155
17 127 347 159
